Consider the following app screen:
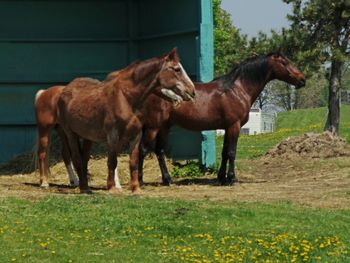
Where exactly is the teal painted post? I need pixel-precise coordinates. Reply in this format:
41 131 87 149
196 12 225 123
199 0 216 168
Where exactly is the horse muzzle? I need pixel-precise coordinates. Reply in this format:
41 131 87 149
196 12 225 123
161 88 184 104
175 82 196 101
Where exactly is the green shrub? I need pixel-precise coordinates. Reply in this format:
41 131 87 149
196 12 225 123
172 161 203 178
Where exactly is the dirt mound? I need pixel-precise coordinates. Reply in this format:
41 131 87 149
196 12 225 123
265 132 350 159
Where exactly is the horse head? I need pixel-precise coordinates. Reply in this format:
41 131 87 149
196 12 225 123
156 48 196 103
268 53 306 89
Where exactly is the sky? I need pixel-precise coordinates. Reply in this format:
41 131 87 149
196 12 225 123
221 0 292 37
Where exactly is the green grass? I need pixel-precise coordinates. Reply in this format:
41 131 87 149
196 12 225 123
216 105 350 160
3 107 350 262
0 196 349 262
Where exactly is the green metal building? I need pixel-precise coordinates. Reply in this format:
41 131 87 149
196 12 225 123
0 0 215 167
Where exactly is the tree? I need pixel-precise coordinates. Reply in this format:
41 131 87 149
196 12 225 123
213 0 249 76
283 0 350 135
296 69 328 108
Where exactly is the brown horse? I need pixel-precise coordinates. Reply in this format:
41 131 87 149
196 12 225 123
45 52 306 188
138 52 306 185
35 48 195 193
34 85 80 187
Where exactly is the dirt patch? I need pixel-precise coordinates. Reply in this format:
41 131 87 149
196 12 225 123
265 132 350 159
0 143 350 209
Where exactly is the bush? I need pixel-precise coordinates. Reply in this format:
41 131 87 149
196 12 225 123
171 161 203 178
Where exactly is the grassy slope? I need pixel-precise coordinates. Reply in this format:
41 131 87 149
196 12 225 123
217 105 350 160
0 197 349 262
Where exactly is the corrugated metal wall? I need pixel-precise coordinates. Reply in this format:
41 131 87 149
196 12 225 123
0 0 215 166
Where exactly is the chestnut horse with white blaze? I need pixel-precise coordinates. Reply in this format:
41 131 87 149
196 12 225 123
137 52 306 185
35 48 195 193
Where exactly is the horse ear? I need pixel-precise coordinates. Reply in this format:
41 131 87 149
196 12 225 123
277 47 284 56
165 47 180 62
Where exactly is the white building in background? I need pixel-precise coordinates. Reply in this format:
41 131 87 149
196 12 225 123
216 108 276 136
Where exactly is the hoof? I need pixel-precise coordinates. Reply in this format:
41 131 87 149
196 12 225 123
131 186 142 195
226 178 236 186
162 180 171 186
108 187 123 194
69 181 79 188
80 188 93 194
218 178 226 186
40 182 49 188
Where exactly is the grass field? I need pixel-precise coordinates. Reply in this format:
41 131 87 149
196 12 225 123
1 197 349 262
1 106 350 262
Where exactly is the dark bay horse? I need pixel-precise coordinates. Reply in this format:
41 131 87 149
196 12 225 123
138 52 306 185
35 48 195 193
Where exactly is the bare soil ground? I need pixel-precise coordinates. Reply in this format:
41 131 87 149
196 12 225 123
0 152 349 209
1 132 350 208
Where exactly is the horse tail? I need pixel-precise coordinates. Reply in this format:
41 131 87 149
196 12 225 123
34 89 45 105
34 88 52 178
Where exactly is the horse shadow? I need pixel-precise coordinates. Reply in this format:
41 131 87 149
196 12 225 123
143 177 267 187
142 177 220 187
23 182 106 192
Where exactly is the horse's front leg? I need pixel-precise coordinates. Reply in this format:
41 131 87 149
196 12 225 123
217 133 229 185
107 150 122 193
138 141 147 186
226 123 240 185
129 132 143 193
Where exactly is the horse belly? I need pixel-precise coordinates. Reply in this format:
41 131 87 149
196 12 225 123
61 96 107 142
172 108 224 131
69 119 106 142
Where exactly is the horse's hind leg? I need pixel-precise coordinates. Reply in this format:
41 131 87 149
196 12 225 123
64 130 90 193
106 150 122 193
155 130 171 186
56 126 79 187
138 128 158 185
37 126 51 188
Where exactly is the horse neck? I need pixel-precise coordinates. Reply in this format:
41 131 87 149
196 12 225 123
238 69 274 107
113 68 160 108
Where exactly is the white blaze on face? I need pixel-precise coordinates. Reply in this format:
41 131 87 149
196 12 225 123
66 164 79 187
179 62 193 86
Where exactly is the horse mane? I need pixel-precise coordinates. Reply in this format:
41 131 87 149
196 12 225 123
69 77 102 88
215 52 282 90
132 57 164 84
105 70 122 82
106 49 178 84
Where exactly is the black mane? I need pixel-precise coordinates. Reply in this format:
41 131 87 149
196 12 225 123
215 52 282 90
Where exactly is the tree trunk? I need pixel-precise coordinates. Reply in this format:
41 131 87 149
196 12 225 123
324 59 342 135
